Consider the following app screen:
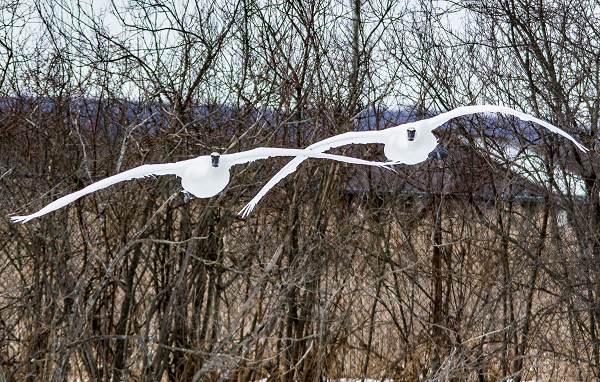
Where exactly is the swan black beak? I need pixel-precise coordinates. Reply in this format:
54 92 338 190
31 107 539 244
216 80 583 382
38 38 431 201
211 152 220 167
428 146 451 161
407 127 416 142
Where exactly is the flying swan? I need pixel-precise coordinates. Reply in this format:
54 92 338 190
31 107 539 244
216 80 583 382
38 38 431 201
11 147 396 223
239 105 588 217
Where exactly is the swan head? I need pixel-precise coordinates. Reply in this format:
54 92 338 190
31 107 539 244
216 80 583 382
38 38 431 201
384 126 439 165
211 152 220 167
181 156 230 198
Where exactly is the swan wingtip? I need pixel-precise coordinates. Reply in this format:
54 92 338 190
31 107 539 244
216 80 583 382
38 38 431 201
238 203 257 218
11 216 30 224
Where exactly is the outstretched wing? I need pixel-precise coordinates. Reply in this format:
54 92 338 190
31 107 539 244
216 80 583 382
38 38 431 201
238 132 389 217
424 105 588 152
224 146 394 167
11 162 187 223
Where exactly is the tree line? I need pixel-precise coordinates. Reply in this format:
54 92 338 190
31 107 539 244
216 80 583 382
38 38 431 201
0 0 598 380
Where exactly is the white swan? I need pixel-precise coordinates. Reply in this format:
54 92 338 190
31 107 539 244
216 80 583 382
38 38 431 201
11 147 396 223
239 105 588 217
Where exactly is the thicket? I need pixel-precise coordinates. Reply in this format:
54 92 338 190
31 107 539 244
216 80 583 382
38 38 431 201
1 0 599 381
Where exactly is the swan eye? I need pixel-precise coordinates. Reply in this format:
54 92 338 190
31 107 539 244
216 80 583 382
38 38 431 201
211 152 220 167
407 128 416 141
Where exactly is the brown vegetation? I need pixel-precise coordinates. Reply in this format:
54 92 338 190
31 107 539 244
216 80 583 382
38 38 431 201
1 0 599 381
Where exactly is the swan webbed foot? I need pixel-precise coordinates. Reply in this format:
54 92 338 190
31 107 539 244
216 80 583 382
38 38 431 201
428 146 451 160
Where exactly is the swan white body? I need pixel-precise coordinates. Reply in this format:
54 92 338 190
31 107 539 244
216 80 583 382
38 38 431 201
239 105 588 217
11 147 395 223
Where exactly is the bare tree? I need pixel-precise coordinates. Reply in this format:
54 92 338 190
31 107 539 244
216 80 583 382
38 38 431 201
1 0 598 381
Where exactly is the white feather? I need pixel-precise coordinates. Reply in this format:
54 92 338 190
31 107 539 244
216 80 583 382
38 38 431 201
12 148 395 223
239 105 588 217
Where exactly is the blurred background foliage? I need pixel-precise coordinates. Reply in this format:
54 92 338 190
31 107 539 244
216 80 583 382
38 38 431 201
1 0 599 380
